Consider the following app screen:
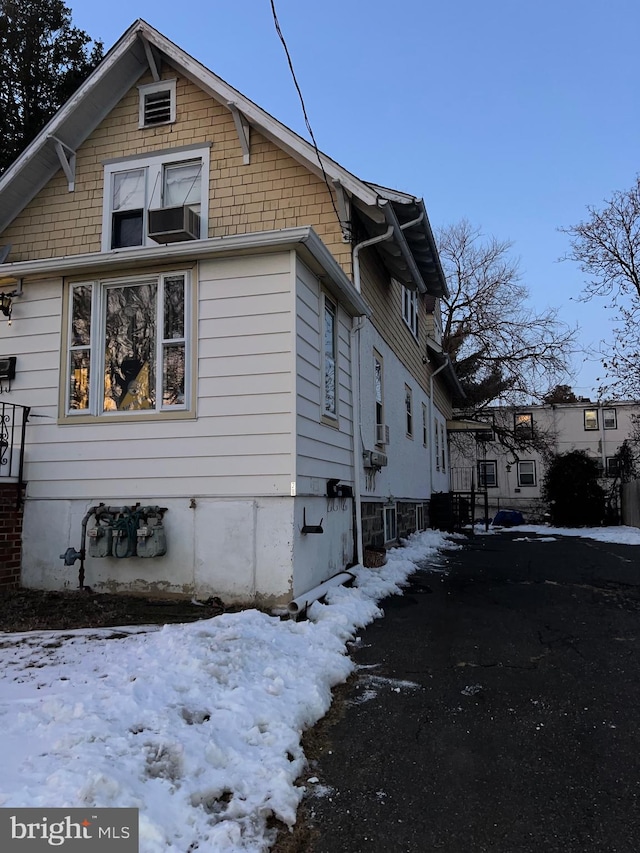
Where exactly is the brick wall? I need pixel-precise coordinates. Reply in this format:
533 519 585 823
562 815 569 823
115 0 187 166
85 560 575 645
0 485 24 590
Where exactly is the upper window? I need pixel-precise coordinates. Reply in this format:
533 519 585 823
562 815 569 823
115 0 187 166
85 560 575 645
66 272 190 417
422 403 428 447
603 408 617 430
138 80 177 128
323 296 338 420
102 147 210 252
514 412 533 437
584 408 599 430
402 286 419 338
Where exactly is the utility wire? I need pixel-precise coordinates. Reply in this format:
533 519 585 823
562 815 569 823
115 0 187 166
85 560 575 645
268 0 347 239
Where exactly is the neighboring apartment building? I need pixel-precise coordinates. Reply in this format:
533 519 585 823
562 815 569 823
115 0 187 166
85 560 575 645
0 20 460 605
450 400 640 521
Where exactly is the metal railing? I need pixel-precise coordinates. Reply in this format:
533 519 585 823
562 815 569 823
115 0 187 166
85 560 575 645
0 402 30 506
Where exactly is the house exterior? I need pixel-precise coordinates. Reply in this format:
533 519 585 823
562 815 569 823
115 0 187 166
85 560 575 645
0 20 460 605
450 400 640 522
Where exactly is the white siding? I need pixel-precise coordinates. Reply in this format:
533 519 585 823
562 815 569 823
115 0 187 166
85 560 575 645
295 261 354 492
358 322 434 501
16 253 297 500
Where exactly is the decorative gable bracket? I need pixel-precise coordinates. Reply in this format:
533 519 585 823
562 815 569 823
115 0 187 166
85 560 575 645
139 34 162 82
49 136 76 192
227 102 251 165
332 179 352 243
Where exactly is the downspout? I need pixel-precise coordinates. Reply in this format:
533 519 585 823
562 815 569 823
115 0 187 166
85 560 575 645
429 358 450 497
351 224 394 568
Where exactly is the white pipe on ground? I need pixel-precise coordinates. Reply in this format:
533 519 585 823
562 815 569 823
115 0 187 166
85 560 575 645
287 569 358 617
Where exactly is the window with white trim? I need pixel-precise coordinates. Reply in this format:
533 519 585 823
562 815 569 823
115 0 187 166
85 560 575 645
323 295 338 419
139 79 177 128
416 503 426 532
606 456 620 477
405 384 413 437
102 147 210 251
422 403 428 447
517 460 536 487
374 351 384 434
440 422 447 472
66 271 190 416
402 285 419 338
435 417 441 471
603 408 617 430
584 408 599 431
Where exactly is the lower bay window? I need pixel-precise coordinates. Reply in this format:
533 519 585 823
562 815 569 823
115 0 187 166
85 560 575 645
66 271 191 417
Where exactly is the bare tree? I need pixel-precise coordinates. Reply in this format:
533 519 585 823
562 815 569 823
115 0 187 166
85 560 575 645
560 176 640 399
438 220 577 422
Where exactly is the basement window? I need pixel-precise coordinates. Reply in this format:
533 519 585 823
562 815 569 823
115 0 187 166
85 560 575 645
139 80 177 127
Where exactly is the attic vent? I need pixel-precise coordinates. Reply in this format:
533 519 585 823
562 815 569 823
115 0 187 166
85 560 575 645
138 79 177 128
144 90 172 125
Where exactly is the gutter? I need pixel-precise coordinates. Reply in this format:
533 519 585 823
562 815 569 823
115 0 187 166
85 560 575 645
0 226 371 318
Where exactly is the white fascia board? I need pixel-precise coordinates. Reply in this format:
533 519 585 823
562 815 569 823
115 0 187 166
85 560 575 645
0 227 371 317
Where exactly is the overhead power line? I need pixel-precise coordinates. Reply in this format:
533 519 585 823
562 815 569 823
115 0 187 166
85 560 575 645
268 0 347 238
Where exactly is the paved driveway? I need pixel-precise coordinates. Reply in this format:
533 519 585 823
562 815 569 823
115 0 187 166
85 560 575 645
278 531 640 853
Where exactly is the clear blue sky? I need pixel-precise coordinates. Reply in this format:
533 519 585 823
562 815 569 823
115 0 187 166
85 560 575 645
71 0 639 399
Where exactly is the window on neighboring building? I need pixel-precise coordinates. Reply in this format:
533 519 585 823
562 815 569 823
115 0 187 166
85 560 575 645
584 408 599 430
66 272 190 416
514 412 533 437
517 460 536 486
102 146 210 251
606 456 621 477
603 408 617 430
323 296 338 419
384 504 397 543
478 460 497 488
405 385 413 437
138 79 177 128
402 286 419 338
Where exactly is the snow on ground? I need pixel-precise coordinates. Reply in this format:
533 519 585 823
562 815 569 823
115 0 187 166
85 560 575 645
514 524 640 545
0 530 459 853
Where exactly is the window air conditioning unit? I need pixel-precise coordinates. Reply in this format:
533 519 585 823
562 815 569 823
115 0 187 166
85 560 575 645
148 206 200 243
363 450 388 468
376 423 390 445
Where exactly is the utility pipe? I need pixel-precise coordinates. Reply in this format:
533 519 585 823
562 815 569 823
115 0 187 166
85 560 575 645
287 570 357 618
352 225 394 292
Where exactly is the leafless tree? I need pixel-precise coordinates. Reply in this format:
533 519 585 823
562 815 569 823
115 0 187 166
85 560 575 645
560 176 640 399
438 220 577 421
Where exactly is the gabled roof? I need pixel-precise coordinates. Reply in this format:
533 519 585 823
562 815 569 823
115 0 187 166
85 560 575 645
0 19 448 298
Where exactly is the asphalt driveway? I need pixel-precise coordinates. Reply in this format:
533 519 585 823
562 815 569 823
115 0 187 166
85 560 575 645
279 530 640 853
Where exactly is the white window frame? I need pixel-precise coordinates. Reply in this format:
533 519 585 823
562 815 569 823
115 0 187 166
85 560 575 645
402 285 419 338
416 503 426 532
138 79 177 128
517 460 536 487
101 145 210 252
584 408 599 431
422 403 428 447
384 504 397 543
405 384 413 438
478 460 497 488
603 408 617 430
374 351 384 439
440 422 447 472
322 294 338 421
435 417 441 471
64 270 192 419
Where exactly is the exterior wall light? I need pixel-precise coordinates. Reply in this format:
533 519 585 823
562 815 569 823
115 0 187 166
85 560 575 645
0 293 13 325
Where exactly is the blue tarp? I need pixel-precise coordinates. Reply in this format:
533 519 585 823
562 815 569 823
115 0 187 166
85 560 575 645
493 509 525 527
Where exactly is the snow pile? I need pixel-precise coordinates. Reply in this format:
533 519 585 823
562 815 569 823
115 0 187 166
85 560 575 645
0 529 455 852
